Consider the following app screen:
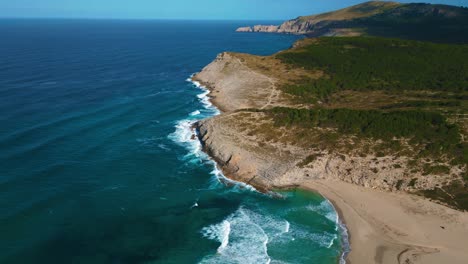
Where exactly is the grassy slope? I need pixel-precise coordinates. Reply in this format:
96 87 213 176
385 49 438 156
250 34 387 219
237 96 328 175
267 37 467 210
294 1 468 43
298 1 401 22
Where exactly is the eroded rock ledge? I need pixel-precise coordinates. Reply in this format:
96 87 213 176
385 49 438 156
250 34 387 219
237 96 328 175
196 111 459 194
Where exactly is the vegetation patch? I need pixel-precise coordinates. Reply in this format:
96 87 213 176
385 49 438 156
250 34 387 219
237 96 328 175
277 37 468 101
297 154 322 168
422 164 451 176
266 107 466 165
420 180 468 211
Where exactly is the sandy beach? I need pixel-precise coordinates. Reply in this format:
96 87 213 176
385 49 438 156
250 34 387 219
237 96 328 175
303 179 468 264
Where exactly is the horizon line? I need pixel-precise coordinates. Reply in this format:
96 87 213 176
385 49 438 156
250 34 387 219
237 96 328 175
0 16 290 22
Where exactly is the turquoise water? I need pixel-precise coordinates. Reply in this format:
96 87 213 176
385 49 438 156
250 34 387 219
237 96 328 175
0 19 346 263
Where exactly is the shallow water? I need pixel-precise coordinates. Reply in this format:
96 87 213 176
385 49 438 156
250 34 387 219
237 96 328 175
0 19 345 263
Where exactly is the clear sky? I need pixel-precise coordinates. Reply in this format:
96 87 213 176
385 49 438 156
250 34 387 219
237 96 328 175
1 0 467 20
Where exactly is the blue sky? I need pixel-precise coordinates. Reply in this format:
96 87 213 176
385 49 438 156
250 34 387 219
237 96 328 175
1 0 467 20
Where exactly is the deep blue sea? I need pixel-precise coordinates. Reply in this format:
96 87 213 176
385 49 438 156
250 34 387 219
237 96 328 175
0 19 346 264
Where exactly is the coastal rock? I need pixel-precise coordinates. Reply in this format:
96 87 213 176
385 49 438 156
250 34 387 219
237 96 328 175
253 25 280 32
236 25 281 33
235 26 253 32
192 52 277 112
196 111 460 194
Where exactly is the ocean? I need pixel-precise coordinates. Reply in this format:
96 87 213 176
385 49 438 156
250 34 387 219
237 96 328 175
0 19 346 264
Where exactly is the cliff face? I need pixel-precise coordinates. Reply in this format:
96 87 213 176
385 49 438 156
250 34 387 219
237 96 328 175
196 111 459 194
235 26 252 32
235 1 468 42
236 1 401 35
192 52 277 112
235 20 317 35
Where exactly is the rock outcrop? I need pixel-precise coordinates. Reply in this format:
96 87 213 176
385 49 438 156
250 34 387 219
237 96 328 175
192 52 276 112
235 26 252 32
253 25 280 32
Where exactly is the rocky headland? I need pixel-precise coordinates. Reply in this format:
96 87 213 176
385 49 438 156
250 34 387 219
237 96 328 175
235 1 468 43
192 37 468 263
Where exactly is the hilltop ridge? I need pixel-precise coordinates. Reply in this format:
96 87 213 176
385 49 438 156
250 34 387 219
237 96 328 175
236 1 468 43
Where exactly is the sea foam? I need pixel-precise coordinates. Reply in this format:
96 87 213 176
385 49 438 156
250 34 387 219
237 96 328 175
201 208 279 264
169 75 255 191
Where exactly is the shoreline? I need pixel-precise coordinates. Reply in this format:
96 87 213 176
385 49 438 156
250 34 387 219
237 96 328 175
190 73 468 263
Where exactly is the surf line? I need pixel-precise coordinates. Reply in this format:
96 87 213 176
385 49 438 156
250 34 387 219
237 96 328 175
184 74 257 191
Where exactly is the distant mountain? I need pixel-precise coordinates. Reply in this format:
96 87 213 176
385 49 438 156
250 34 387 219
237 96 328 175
237 1 468 43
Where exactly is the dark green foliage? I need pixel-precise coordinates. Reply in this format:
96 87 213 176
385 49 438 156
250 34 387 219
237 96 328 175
304 3 468 44
355 3 468 44
421 180 468 211
381 100 461 109
396 180 404 190
297 154 322 168
283 78 337 102
422 164 451 176
267 107 464 163
277 37 468 100
408 178 418 187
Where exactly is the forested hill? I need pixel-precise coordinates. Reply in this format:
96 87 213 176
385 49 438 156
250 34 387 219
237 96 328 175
344 3 468 43
237 1 468 44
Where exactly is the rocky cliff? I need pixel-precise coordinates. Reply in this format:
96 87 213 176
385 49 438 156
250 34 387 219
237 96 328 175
196 111 460 193
235 1 468 42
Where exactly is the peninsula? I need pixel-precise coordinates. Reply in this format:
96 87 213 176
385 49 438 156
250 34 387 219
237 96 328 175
195 1 468 263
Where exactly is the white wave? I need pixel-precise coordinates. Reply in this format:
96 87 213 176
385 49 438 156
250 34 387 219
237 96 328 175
190 78 220 114
308 199 350 263
201 207 285 264
284 221 290 233
306 200 339 225
219 220 231 252
169 75 257 192
327 234 338 248
157 143 170 151
338 219 351 264
200 208 310 264
287 228 337 249
190 110 201 116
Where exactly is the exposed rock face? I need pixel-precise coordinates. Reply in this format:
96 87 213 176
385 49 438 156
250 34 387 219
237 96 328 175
196 112 460 193
235 16 362 36
253 25 280 32
192 52 275 112
235 21 306 35
235 26 252 32
277 19 311 34
236 25 282 33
